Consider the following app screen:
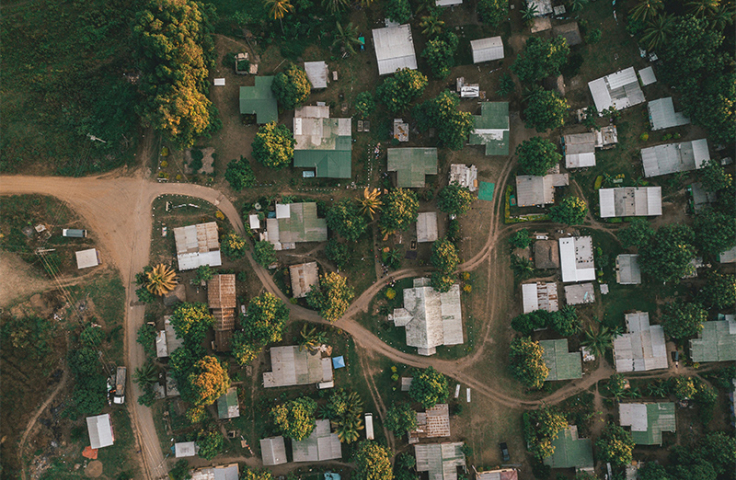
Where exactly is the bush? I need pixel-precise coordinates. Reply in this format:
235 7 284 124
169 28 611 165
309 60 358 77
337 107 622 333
509 229 531 249
478 0 509 27
272 64 311 110
325 239 351 270
225 156 255 190
253 241 277 267
221 232 247 259
189 149 204 172
355 92 375 118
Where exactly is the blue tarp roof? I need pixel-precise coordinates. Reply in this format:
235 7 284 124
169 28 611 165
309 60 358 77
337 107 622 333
332 356 345 369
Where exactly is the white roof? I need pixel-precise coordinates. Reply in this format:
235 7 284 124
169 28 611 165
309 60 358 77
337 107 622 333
564 283 595 305
522 283 539 313
638 66 656 86
260 436 287 466
75 248 99 269
291 419 342 462
515 174 569 206
613 312 668 372
619 404 648 431
648 97 690 131
304 61 329 89
175 441 196 457
436 0 463 5
559 237 596 283
564 133 596 168
521 282 559 314
641 139 710 177
156 330 168 357
588 67 645 112
616 254 641 284
190 464 239 480
417 212 439 243
471 37 504 64
598 187 662 218
372 24 418 75
449 164 478 191
173 222 221 270
263 345 333 388
276 203 291 219
86 414 114 449
249 214 261 230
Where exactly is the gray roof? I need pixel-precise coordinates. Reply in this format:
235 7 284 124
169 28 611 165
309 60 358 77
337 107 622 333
449 164 478 191
304 61 328 89
515 174 569 207
563 132 596 168
564 283 595 306
534 240 560 269
175 441 196 457
616 254 641 284
599 187 662 218
217 387 240 419
414 442 466 480
190 464 239 480
521 282 559 314
260 436 287 466
718 246 736 263
417 212 439 243
648 97 690 131
588 67 645 112
641 139 710 177
471 37 504 63
552 23 583 46
619 403 676 445
164 316 184 355
613 312 667 372
86 414 114 449
263 345 333 388
292 419 342 462
372 24 418 75
75 248 100 269
690 319 736 363
637 66 657 86
541 339 583 381
691 183 716 213
289 262 320 298
173 222 222 271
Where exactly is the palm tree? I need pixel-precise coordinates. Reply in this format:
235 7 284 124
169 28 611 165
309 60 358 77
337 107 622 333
521 2 539 25
626 387 642 399
322 0 350 14
629 0 663 22
264 0 293 31
146 264 177 296
687 0 719 17
333 411 364 443
647 380 668 398
333 22 362 56
581 324 613 358
359 187 383 220
641 14 674 51
298 325 328 351
420 14 445 36
134 361 158 386
568 0 588 12
709 2 735 29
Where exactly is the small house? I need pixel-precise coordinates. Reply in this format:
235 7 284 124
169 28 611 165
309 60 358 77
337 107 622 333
616 254 641 285
641 139 710 178
265 203 328 251
563 133 596 168
552 23 582 46
528 0 553 15
387 148 438 188
619 403 676 445
372 24 418 75
75 248 100 270
515 173 569 207
292 419 342 462
173 222 221 271
564 283 595 306
588 67 645 112
543 426 594 471
648 97 690 131
416 212 439 243
599 187 662 218
469 102 510 156
239 76 278 124
449 164 478 192
190 464 239 480
304 61 329 89
293 105 352 179
408 403 451 444
521 282 559 314
414 442 467 480
540 339 582 381
534 240 560 270
263 345 334 388
86 414 114 449
260 436 287 466
208 274 237 352
559 236 595 283
217 387 240 419
637 66 657 86
690 317 736 363
613 312 667 372
175 442 196 458
690 183 716 213
470 37 504 64
289 262 319 298
718 246 736 264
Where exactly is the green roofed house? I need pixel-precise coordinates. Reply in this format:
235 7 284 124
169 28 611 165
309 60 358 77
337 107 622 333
239 76 278 124
414 442 467 480
689 317 736 363
540 339 582 381
469 102 510 156
387 148 439 188
266 202 328 251
292 105 352 178
619 403 676 445
544 426 594 471
217 387 240 419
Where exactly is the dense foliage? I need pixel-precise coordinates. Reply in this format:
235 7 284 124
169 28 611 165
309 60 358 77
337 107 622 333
523 407 567 460
327 200 368 242
376 69 428 113
355 92 376 118
353 441 393 480
595 424 634 467
516 137 562 176
700 271 736 310
272 64 311 110
253 240 277 267
478 0 509 26
509 336 549 389
409 366 450 409
169 302 216 347
232 293 289 365
414 91 474 150
384 402 417 436
221 232 248 259
422 33 459 79
549 196 588 225
638 225 697 283
380 189 419 233
306 272 355 322
511 36 569 84
437 183 474 216
523 89 568 131
325 239 351 270
187 355 230 406
225 156 256 191
661 300 706 339
509 229 531 249
271 396 318 440
197 429 224 460
252 122 295 169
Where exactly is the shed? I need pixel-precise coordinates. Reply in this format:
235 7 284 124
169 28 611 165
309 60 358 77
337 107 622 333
616 254 641 285
559 236 595 283
637 66 657 86
387 148 438 188
449 164 478 191
528 0 553 15
552 23 582 46
613 312 668 372
564 283 595 306
249 215 261 230
175 441 196 458
292 419 342 462
173 222 222 271
588 67 645 112
563 133 596 168
304 61 329 89
521 282 559 314
543 426 594 470
469 103 510 156
293 106 352 179
470 37 504 64
515 174 569 207
641 139 710 177
75 249 100 269
648 97 690 130
401 377 413 391
598 187 662 218
86 414 114 449
409 403 451 444
540 339 583 381
217 387 240 419
414 442 466 480
718 246 736 264
263 345 334 388
690 318 736 363
416 212 439 243
619 403 676 445
595 125 619 148
690 183 716 213
289 262 320 298
372 24 418 75
260 436 287 466
239 76 278 124
156 330 168 358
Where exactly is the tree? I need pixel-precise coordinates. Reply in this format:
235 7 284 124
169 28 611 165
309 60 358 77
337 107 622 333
169 303 216 346
511 310 549 335
669 376 697 400
299 324 328 351
380 188 419 233
187 356 230 406
662 301 706 339
511 36 570 84
395 453 418 480
430 271 456 293
509 337 548 389
638 462 668 480
550 306 580 337
697 432 736 475
193 265 213 284
520 1 539 24
515 137 562 176
420 13 445 36
581 324 613 357
414 91 474 150
242 293 289 345
384 402 417 436
605 373 628 400
327 200 368 242
431 239 460 274
699 158 733 193
272 64 310 110
225 156 255 191
569 0 588 11
617 217 654 248
325 239 351 270
360 187 383 220
700 271 736 309
409 366 450 409
641 14 674 50
421 33 459 79
523 89 568 132
596 424 634 467
353 441 393 480
693 206 736 256
333 407 364 444
322 0 350 13
629 0 663 21
638 224 696 283
253 241 277 267
306 272 355 322
137 323 157 358
376 69 428 114
231 331 260 365
709 3 736 30
355 92 376 118
197 430 224 460
524 407 567 459
271 396 318 440
145 264 177 296
509 229 531 249
438 182 474 216
264 0 294 22
386 0 412 23
241 467 274 480
170 459 192 480
687 0 719 17
80 325 104 347
333 22 362 56
549 196 587 225
497 73 516 97
478 0 509 27
221 232 248 259
252 122 295 170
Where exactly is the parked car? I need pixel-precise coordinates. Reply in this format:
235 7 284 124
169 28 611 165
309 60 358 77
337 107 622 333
499 442 510 462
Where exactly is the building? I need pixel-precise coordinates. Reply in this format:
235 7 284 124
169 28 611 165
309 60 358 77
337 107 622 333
165 316 184 354
263 345 334 388
559 236 595 283
648 97 690 131
552 23 582 46
534 240 560 270
292 419 342 462
217 387 240 419
387 148 438 188
449 164 478 192
208 274 237 351
563 132 596 168
528 0 553 15
417 212 439 243
515 174 569 207
718 246 736 264
540 339 583 381
304 61 329 89
543 426 594 471
293 106 352 179
564 283 595 306
173 222 221 271
372 24 418 75
616 254 641 285
86 414 114 449
75 248 100 269
289 262 319 298
588 67 645 112
598 187 662 218
389 278 463 356
394 118 409 142
239 76 278 124
613 312 667 372
469 102 510 156
190 464 239 480
521 282 559 314
414 442 467 480
175 442 196 458
470 37 504 64
477 469 518 480
408 403 451 444
260 436 287 466
690 183 716 213
641 139 710 178
619 403 676 445
690 317 736 363
436 0 462 6
638 66 657 86
595 125 618 148
266 203 328 251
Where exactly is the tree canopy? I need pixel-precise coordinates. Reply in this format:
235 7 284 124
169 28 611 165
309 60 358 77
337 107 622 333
376 68 428 113
169 302 216 347
523 89 568 132
516 137 562 176
253 240 277 267
384 402 417 436
353 441 393 480
271 396 318 440
595 424 634 467
272 64 311 110
197 429 224 460
409 366 450 409
355 91 376 118
509 229 531 249
478 0 509 26
421 33 459 79
699 159 733 193
380 188 419 233
509 336 549 389
241 292 289 346
414 90 474 150
327 199 369 242
438 182 474 216
187 355 230 406
662 300 706 339
523 407 567 460
252 122 295 170
693 206 736 256
638 224 697 283
306 272 355 322
700 271 736 310
325 239 351 270
618 217 654 248
225 156 256 191
511 36 570 84
431 239 460 275
221 232 248 259
549 196 588 225
241 467 275 480
385 0 412 23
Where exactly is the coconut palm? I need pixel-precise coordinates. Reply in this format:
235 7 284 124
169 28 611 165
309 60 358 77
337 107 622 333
332 411 364 443
629 0 663 22
264 0 293 31
641 14 674 51
687 0 719 17
420 14 445 36
134 361 159 386
568 0 588 12
359 187 383 220
709 2 735 29
333 22 362 56
322 0 350 14
146 264 177 296
298 324 328 351
581 324 613 358
521 1 539 25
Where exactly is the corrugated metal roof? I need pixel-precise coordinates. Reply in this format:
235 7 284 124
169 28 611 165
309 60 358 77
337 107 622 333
589 67 645 112
75 248 99 269
372 25 418 75
648 97 690 131
637 66 657 86
478 470 519 480
190 464 239 480
293 109 352 178
304 61 328 89
268 203 328 248
690 319 736 362
691 183 716 213
521 282 559 313
529 0 553 15
436 0 463 5
292 419 342 462
217 387 240 419
620 403 676 445
87 414 114 449
616 254 641 284
641 139 710 177
239 76 278 124
414 442 466 480
289 262 319 298
263 345 333 387
471 37 504 63
449 164 478 191
613 312 668 372
598 187 662 218
564 283 595 305
522 283 539 313
564 133 596 168
543 426 594 469
208 275 236 309
175 441 196 457
541 338 582 381
417 212 439 243
559 236 596 283
174 222 221 271
387 148 438 188
469 103 510 155
260 436 287 466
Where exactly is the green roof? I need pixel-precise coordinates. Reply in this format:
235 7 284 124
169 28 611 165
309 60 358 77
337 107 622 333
293 117 352 178
469 102 510 156
387 148 438 188
628 403 676 445
217 387 240 419
540 339 582 381
690 319 736 362
239 76 278 124
544 426 594 470
278 203 328 243
294 149 352 178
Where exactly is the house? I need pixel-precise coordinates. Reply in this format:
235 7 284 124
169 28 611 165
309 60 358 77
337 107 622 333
208 274 237 351
217 387 240 419
718 246 736 264
515 173 569 207
293 105 352 179
86 414 114 449
449 164 478 192
564 283 595 306
552 23 582 46
175 442 196 458
598 187 662 218
638 66 657 86
477 469 518 480
260 436 287 466
648 97 689 131
408 403 451 444
239 76 278 124
563 133 596 168
690 317 736 363
528 0 553 15
534 240 560 270
292 419 342 462
613 312 667 372
469 102 510 156
289 262 319 298
156 330 168 358
75 248 100 269
521 282 559 314
304 61 329 89
436 0 462 6
470 37 504 64
619 403 676 445
372 24 418 75
690 183 716 213
387 148 438 188
417 212 439 243
173 222 221 271
263 345 334 388
559 236 596 283
389 278 463 356
616 254 641 285
394 118 409 142
588 67 645 112
249 214 261 230
414 442 467 480
164 316 184 355
266 203 328 251
595 125 618 149
540 339 582 381
641 139 710 178
543 426 594 471
190 464 239 480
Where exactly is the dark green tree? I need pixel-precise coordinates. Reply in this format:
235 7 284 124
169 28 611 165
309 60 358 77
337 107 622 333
253 241 277 267
511 36 570 84
478 0 509 27
438 182 474 216
197 430 224 460
431 239 460 274
662 300 707 339
509 229 531 249
333 22 362 56
380 188 419 233
511 310 549 335
327 200 368 242
638 224 697 283
595 424 634 467
225 156 255 191
700 271 736 309
169 303 216 346
385 0 412 23
549 196 588 225
353 441 393 480
699 158 733 193
80 325 104 347
414 91 474 150
325 239 351 270
376 68 428 113
272 64 311 110
409 366 450 409
693 206 736 256
497 72 516 97
637 462 668 480
252 122 295 170
306 272 355 322
516 137 562 176
523 89 568 132
384 402 417 436
549 306 580 337
355 92 376 118
170 459 192 480
137 323 157 358
271 396 318 440
421 33 459 79
509 337 549 389
221 232 248 259
618 217 654 248
430 271 455 293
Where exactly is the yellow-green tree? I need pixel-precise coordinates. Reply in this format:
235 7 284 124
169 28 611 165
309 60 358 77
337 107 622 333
306 272 355 322
252 122 295 170
353 441 393 480
169 302 215 346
